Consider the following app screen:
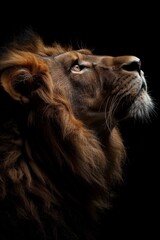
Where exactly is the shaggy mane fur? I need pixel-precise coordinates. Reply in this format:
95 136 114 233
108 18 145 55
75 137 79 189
0 31 126 240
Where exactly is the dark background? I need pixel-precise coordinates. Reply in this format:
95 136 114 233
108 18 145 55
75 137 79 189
0 2 159 238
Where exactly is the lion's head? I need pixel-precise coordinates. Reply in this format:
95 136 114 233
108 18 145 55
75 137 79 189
0 31 153 239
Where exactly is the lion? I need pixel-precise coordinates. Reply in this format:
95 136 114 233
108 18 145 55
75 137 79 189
0 31 153 240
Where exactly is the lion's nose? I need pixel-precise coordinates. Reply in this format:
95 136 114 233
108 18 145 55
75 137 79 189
121 60 141 75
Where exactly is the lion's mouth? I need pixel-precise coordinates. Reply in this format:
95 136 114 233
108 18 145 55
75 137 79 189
140 80 147 92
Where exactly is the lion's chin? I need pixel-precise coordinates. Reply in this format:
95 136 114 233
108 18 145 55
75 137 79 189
115 87 154 121
128 89 154 119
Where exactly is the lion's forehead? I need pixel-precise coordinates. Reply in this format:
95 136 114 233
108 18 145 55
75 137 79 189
51 50 103 66
49 50 124 68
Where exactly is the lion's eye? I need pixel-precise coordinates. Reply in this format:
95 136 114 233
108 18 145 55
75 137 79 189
71 65 81 72
70 60 85 73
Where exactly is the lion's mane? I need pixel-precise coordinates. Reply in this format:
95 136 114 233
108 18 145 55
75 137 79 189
0 32 125 240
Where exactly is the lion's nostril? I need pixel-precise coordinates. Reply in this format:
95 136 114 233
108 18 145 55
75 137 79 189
122 61 141 74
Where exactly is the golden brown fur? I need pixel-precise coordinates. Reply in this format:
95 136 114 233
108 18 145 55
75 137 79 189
0 31 153 240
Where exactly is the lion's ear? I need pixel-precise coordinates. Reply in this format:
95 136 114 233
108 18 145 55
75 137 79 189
0 51 50 103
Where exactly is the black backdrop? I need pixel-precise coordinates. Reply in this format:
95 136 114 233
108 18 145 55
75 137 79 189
0 2 159 238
